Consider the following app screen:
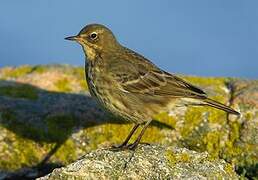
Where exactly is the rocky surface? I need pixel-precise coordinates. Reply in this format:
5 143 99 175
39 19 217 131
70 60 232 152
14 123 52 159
38 144 238 180
0 65 257 179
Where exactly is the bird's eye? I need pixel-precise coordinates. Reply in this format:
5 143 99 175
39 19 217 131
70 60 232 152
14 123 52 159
90 32 98 40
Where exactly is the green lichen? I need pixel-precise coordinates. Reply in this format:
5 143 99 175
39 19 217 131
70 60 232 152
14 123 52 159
54 78 72 92
0 84 38 100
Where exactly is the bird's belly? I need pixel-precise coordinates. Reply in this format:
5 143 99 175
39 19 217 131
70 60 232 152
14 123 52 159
86 77 149 123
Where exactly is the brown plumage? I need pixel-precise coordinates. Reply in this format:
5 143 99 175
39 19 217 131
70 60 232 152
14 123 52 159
65 24 240 150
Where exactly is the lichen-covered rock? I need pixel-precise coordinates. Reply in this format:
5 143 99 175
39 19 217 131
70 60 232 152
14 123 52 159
0 65 257 179
38 144 238 180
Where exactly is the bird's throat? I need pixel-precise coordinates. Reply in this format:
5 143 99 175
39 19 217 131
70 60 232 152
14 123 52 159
83 45 97 61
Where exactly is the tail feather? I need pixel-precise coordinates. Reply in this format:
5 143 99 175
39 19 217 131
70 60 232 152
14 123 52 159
203 98 240 116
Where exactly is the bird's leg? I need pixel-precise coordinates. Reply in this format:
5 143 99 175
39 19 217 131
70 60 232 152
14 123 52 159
126 120 152 150
111 123 140 149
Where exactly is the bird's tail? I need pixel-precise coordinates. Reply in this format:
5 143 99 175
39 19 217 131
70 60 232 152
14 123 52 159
203 98 240 116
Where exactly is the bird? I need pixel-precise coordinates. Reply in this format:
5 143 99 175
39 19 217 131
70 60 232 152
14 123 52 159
65 23 240 150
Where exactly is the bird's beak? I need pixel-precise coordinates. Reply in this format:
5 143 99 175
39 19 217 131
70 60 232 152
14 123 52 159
65 35 81 41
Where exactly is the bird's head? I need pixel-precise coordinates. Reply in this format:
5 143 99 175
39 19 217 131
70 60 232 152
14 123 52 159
65 24 120 60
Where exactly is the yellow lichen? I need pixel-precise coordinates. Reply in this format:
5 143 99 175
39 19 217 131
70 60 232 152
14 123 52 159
54 78 72 92
180 107 204 138
1 65 33 78
53 139 77 164
72 66 88 90
0 131 44 170
31 65 48 74
153 112 177 129
165 150 190 165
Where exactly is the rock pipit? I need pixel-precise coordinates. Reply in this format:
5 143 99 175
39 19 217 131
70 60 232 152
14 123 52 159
65 24 240 150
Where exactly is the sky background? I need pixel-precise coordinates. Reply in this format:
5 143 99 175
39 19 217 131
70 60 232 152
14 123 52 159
0 1 257 78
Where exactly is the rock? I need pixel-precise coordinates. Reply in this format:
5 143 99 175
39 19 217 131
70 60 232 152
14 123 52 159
0 65 257 179
37 144 238 180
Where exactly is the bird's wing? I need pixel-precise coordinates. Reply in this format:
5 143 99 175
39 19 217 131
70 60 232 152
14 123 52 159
109 51 207 99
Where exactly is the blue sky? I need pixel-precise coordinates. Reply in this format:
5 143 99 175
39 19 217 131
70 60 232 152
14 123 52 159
0 1 257 78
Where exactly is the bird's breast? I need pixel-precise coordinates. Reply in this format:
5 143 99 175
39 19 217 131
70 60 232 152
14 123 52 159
86 61 113 99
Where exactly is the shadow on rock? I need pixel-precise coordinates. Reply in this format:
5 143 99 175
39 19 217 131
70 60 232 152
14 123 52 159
0 80 173 179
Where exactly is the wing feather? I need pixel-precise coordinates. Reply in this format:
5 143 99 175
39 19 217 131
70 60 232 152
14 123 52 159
108 48 207 99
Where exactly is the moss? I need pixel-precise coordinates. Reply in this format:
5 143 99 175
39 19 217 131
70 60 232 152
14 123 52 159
0 84 38 100
54 78 72 92
1 65 33 78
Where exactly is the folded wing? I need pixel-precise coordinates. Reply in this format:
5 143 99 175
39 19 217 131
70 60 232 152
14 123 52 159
109 52 207 100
